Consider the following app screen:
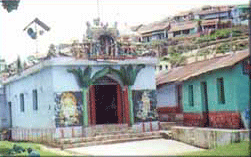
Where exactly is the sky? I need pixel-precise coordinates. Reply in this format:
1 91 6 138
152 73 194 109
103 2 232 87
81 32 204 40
0 0 249 63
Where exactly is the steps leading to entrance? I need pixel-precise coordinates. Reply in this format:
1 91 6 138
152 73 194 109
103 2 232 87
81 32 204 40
56 131 156 144
60 131 161 149
53 124 161 149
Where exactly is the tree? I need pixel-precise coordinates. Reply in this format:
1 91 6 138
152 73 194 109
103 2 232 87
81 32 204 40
67 66 110 127
161 52 186 68
109 64 145 125
2 0 20 13
151 40 168 57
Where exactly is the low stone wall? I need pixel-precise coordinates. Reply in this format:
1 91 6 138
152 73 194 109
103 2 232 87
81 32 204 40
160 122 176 130
11 128 56 143
132 121 160 133
171 126 250 149
10 124 131 142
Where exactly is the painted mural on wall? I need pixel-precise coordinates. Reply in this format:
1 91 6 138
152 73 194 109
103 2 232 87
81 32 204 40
133 90 158 122
54 92 83 127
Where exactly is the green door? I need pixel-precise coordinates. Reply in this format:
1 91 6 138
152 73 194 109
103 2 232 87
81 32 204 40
201 82 209 127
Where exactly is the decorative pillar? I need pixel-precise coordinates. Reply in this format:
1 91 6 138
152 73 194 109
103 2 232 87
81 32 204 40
115 42 118 56
82 88 88 127
128 86 135 125
87 89 91 126
90 85 96 125
117 85 123 124
90 42 93 57
123 86 130 125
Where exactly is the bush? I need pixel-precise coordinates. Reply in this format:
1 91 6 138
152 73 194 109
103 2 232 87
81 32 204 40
232 30 242 37
213 29 231 39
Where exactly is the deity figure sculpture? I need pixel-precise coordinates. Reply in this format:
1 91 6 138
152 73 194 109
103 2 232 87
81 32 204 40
136 91 151 120
59 92 79 126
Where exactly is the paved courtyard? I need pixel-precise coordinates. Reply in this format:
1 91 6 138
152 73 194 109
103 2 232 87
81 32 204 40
66 139 205 156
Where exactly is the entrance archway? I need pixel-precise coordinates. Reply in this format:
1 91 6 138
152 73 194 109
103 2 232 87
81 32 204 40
95 85 118 124
89 76 123 125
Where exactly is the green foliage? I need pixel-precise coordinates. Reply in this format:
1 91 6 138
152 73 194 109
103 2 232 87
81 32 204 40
168 46 177 54
216 42 231 54
151 40 168 47
0 141 63 156
2 0 20 13
67 66 110 88
182 141 250 156
161 52 186 67
198 48 211 56
232 30 242 37
213 29 231 39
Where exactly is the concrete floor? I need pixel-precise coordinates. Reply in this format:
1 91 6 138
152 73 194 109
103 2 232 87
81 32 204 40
66 139 205 156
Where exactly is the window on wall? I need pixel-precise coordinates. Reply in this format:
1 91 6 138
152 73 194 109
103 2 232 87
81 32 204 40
20 93 24 112
159 65 162 70
188 85 194 106
33 89 38 110
217 78 225 104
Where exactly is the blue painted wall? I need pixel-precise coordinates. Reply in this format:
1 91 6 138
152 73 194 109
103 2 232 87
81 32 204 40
5 61 156 128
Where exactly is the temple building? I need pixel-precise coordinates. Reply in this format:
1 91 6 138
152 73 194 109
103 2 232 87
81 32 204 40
1 18 158 138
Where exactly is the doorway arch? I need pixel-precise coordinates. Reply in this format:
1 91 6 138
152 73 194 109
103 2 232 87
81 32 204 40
89 76 123 125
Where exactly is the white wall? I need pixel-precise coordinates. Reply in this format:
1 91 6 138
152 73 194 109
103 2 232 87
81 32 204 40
52 64 156 92
5 61 156 129
132 65 156 90
157 84 177 108
5 68 55 128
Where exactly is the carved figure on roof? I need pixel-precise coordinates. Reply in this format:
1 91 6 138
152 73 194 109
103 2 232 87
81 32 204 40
93 17 100 26
86 21 92 39
71 40 88 59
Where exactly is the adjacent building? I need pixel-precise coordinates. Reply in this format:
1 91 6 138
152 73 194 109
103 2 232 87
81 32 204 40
137 21 169 42
168 21 198 38
232 4 249 26
156 50 249 129
196 5 233 20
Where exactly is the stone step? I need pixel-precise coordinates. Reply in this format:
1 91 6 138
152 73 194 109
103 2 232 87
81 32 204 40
95 129 134 136
61 132 161 149
56 132 158 144
91 124 130 133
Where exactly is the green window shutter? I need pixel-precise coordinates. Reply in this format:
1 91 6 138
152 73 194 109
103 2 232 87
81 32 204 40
188 85 194 106
217 78 225 104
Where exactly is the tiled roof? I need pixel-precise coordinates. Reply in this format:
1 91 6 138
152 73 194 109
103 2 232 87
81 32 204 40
130 24 143 31
169 21 196 32
201 19 218 25
156 50 249 86
138 21 169 34
174 10 193 17
199 7 231 15
201 19 231 26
